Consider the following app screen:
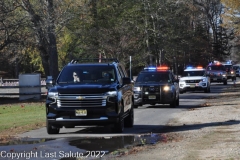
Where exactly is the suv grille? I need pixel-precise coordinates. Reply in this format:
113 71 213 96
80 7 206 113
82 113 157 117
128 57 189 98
56 93 107 107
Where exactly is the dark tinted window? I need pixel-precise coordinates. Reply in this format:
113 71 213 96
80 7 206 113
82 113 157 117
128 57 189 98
136 72 169 83
233 66 240 70
57 65 116 84
223 65 232 69
207 65 225 71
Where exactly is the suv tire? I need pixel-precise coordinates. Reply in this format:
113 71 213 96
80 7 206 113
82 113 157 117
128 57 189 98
113 107 124 133
124 105 134 128
47 121 60 134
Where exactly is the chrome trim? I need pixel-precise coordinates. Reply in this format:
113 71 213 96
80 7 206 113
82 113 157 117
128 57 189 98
55 117 108 121
56 94 108 107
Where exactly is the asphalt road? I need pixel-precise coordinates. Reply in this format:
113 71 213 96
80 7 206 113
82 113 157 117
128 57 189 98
0 80 236 160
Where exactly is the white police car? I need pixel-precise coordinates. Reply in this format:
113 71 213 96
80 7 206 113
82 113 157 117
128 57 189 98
179 66 210 94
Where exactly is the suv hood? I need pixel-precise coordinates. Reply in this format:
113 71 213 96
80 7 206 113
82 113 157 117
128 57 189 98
49 84 116 94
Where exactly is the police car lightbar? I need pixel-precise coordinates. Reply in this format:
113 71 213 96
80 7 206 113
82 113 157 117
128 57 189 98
196 66 203 69
209 60 221 65
157 66 169 70
144 66 157 70
186 66 193 69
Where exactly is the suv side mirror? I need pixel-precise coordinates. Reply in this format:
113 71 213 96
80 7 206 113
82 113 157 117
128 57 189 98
122 77 131 85
46 76 54 89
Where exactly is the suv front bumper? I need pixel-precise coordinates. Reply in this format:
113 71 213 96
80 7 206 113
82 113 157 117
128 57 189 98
46 102 120 128
179 82 208 92
134 91 175 106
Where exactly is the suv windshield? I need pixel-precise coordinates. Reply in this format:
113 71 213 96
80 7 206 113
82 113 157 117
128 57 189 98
136 72 170 83
207 65 225 71
57 65 116 84
182 70 205 77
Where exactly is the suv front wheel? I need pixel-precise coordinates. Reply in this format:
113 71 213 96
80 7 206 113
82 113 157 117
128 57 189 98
46 121 60 134
124 104 134 128
112 107 124 133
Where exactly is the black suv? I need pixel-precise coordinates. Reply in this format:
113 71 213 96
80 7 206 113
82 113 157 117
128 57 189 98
45 59 134 134
134 66 179 108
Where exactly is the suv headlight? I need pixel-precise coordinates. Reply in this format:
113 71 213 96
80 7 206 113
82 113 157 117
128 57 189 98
106 91 117 96
201 78 206 82
48 92 58 99
134 87 141 92
106 91 117 103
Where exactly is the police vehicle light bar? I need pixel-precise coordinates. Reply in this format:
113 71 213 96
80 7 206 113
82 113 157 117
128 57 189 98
157 66 169 70
144 66 169 71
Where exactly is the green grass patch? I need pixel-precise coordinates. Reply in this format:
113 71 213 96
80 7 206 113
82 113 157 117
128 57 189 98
0 102 45 133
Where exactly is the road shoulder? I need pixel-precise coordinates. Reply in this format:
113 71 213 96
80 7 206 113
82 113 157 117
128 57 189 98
109 84 240 160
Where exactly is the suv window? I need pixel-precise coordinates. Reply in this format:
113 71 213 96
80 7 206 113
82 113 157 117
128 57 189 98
57 65 116 84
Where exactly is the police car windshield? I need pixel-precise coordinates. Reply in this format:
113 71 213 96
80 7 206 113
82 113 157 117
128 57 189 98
223 65 232 69
183 71 205 77
136 72 169 83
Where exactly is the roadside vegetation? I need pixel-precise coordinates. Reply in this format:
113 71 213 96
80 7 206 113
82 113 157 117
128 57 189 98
0 0 240 79
0 101 46 142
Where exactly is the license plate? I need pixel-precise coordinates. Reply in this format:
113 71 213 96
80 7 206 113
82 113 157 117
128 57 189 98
190 84 195 88
75 109 87 116
148 95 156 99
213 78 217 80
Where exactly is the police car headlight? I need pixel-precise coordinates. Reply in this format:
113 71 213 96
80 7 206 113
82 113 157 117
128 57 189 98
223 74 226 77
134 87 141 92
231 71 234 74
163 86 170 91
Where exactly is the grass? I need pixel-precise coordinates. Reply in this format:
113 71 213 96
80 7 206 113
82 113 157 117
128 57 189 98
0 101 46 136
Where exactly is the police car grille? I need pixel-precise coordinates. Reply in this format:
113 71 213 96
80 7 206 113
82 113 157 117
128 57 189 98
56 94 107 107
143 86 160 92
186 80 201 83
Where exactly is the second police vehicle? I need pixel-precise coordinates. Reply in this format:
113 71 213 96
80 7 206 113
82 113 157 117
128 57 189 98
179 66 211 94
133 66 179 108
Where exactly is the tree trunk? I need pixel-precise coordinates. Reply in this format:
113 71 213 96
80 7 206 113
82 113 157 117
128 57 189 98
47 0 59 80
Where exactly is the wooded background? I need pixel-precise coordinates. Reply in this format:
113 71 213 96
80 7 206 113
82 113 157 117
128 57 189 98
0 0 240 79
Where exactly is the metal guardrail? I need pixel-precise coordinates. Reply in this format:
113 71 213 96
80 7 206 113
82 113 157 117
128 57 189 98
0 78 47 96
